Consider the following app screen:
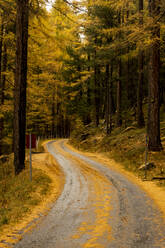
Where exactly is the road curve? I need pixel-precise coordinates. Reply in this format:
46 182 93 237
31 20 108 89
14 140 165 248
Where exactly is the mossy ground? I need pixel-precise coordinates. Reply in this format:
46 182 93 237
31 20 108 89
0 141 64 247
0 154 51 232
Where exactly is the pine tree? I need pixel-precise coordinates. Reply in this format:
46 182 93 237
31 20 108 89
0 16 4 155
137 0 145 128
147 0 162 151
14 0 29 174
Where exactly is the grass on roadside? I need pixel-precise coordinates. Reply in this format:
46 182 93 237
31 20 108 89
0 154 51 232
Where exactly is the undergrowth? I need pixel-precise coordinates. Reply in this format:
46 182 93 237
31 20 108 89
70 120 165 188
0 154 51 231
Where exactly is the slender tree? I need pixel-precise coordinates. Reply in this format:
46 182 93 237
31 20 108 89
86 54 91 124
147 0 162 151
0 37 7 153
105 63 110 134
94 47 100 127
0 17 4 155
137 0 145 128
116 12 122 127
116 57 122 127
13 0 29 174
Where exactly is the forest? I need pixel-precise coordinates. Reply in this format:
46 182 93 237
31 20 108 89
0 0 165 175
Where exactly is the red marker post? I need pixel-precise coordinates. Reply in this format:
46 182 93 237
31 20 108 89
26 134 36 181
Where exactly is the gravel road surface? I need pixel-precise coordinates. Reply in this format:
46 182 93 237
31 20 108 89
14 140 165 248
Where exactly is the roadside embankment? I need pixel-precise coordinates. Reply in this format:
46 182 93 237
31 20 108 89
0 141 64 248
67 136 165 221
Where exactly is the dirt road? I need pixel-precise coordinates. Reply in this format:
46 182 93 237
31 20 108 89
14 140 165 248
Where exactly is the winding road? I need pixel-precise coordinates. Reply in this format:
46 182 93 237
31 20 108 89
15 140 165 248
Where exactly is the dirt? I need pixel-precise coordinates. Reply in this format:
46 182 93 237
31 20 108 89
0 145 64 248
66 141 165 221
14 140 165 248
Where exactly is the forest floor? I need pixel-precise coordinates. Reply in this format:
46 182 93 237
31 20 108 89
0 142 64 248
70 122 165 186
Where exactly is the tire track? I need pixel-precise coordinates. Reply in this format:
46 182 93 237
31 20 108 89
61 140 165 248
14 140 165 248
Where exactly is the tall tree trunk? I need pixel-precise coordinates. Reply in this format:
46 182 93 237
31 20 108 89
137 50 145 127
105 63 113 134
93 36 100 127
116 58 122 127
109 63 113 130
2 43 7 106
137 0 145 128
94 56 100 127
126 55 130 102
14 0 29 175
0 42 7 154
147 0 162 151
105 64 110 134
126 7 132 107
51 83 55 137
0 19 4 155
86 54 91 124
116 12 122 127
56 95 60 138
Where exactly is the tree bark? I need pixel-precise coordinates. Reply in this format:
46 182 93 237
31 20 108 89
14 0 29 175
94 56 100 127
105 64 110 134
137 50 145 127
137 0 145 128
0 19 4 155
116 12 122 127
116 58 122 127
126 8 132 108
105 63 113 134
51 83 55 137
147 0 162 151
0 41 7 155
86 54 91 124
2 43 7 106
